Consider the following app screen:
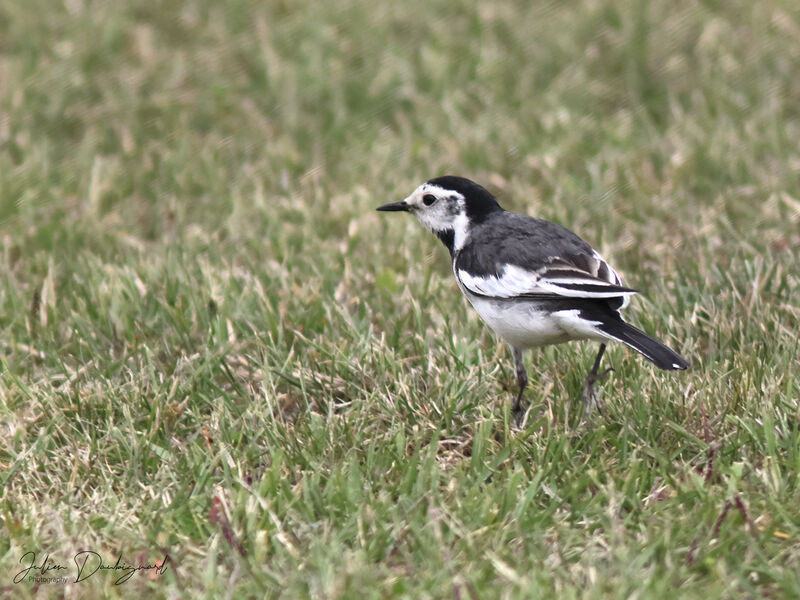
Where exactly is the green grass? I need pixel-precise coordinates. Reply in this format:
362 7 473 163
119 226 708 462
1 0 800 597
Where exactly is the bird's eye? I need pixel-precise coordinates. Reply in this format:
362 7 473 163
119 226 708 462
422 194 437 206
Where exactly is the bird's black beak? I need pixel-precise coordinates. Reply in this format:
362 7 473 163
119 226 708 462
376 200 410 212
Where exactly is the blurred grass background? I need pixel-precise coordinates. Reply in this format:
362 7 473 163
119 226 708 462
1 0 799 597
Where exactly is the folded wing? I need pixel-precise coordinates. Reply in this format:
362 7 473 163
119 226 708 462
457 253 636 302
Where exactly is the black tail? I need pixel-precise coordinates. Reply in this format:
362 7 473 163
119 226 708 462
597 319 689 370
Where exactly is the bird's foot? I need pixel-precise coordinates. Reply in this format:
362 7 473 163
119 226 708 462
512 406 524 428
581 367 613 417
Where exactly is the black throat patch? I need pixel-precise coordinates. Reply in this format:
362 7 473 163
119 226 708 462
435 229 455 258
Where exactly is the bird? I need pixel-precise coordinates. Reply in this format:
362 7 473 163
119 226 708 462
377 175 688 423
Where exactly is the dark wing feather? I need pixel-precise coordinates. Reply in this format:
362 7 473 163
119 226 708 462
455 212 634 302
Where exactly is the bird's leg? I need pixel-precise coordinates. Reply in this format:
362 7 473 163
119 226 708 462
582 343 614 416
511 347 528 426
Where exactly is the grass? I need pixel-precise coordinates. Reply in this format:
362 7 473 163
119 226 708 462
1 0 799 597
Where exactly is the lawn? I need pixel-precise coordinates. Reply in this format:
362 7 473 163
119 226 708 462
1 0 799 598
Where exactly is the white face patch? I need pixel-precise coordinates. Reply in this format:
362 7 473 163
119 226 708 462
404 183 467 240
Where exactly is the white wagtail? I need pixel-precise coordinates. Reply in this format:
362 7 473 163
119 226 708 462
377 175 688 422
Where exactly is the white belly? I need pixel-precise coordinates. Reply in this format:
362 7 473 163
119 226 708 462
465 294 609 350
